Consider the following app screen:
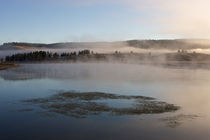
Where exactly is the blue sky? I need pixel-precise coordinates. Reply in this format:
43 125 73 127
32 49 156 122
0 0 209 43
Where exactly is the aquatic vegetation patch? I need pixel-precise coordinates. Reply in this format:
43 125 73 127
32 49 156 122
160 114 199 128
22 92 179 118
17 108 34 112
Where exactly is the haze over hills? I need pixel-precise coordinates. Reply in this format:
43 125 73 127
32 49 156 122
0 42 127 50
1 39 210 51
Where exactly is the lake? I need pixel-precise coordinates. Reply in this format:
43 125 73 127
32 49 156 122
0 63 210 140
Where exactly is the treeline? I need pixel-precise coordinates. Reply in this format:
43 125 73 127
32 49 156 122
2 42 46 48
5 49 209 63
5 50 91 62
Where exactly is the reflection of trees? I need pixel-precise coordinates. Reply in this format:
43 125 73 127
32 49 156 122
0 64 90 80
21 92 179 118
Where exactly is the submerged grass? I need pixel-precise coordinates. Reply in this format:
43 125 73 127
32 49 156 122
160 114 199 128
22 91 179 118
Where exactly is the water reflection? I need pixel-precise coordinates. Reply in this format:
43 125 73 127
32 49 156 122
1 63 208 82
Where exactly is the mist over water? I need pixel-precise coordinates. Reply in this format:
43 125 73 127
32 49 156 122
1 0 210 138
1 40 210 139
0 61 210 140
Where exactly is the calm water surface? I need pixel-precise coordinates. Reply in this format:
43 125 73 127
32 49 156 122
0 63 210 140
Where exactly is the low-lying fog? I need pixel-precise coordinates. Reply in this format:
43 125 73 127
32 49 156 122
2 39 210 59
0 48 174 59
0 63 208 82
0 62 210 139
1 47 210 61
1 40 210 139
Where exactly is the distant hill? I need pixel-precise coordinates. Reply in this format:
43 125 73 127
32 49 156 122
126 39 210 50
1 39 210 50
0 42 127 50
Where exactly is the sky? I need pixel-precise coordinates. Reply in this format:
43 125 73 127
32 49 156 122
0 0 210 43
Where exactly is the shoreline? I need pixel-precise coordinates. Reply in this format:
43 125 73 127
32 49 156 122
0 63 19 70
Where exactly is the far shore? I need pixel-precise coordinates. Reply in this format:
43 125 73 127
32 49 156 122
0 63 19 70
